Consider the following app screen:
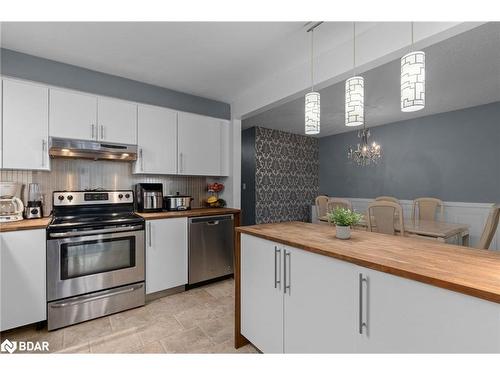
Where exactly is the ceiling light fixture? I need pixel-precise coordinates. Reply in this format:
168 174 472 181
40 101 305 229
401 22 425 112
345 22 364 127
347 125 381 166
305 22 322 135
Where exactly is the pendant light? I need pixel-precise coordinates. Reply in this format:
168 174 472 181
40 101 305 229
305 24 320 135
401 22 425 112
345 22 364 127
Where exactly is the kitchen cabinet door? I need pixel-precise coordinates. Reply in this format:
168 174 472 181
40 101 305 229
177 112 222 176
97 97 137 144
2 79 50 170
356 266 500 353
145 218 188 294
241 234 284 353
219 120 230 177
0 229 46 331
283 246 358 353
49 88 97 141
134 105 177 174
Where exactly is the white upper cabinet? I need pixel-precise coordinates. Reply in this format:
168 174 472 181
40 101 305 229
177 112 224 176
2 79 50 170
49 88 97 141
134 104 177 174
97 97 137 144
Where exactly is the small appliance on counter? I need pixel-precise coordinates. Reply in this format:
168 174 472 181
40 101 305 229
164 192 193 211
0 182 24 222
135 183 163 212
24 183 44 219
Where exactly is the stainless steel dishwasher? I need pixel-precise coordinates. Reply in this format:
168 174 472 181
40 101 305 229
188 214 234 284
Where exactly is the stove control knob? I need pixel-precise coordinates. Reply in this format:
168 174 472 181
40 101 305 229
125 194 130 199
118 194 124 199
58 195 64 201
67 195 73 201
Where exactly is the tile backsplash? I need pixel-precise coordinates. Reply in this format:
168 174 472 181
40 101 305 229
2 158 210 215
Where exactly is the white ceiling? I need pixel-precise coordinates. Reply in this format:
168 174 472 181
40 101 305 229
243 22 500 137
0 21 374 103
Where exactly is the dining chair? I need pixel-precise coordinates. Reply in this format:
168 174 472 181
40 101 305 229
412 197 444 221
375 196 399 204
477 204 500 250
327 198 352 213
315 195 330 219
367 201 404 236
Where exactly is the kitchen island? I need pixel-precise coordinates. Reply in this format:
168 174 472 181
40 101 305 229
234 222 500 353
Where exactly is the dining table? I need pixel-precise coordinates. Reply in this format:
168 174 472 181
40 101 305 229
318 215 470 246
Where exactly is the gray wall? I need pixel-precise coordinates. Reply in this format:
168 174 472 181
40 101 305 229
241 127 256 225
319 102 500 203
0 48 230 119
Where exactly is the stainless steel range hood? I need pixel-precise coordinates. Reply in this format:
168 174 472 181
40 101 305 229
49 137 138 161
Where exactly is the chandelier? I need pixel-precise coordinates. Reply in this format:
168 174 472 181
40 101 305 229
347 127 381 166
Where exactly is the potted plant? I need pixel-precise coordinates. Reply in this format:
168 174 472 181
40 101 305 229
326 207 363 240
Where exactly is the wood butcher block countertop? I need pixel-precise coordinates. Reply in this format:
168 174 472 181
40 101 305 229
136 207 240 220
236 221 500 304
0 217 52 233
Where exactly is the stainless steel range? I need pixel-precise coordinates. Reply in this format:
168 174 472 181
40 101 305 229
46 190 145 331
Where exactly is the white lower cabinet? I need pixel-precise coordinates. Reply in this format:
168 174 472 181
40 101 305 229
0 229 46 331
284 246 358 353
356 266 500 353
145 218 188 294
240 234 500 353
241 235 284 353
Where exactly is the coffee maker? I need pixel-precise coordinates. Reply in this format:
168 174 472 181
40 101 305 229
135 183 163 212
24 183 44 219
0 182 24 222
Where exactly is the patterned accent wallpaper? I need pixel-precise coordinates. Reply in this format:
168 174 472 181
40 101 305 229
255 127 319 223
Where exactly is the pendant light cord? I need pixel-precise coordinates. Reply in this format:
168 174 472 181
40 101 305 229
410 21 414 53
353 22 356 76
311 29 314 92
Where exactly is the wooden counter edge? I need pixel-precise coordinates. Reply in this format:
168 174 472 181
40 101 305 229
137 208 241 221
234 216 250 348
0 218 52 233
235 226 500 305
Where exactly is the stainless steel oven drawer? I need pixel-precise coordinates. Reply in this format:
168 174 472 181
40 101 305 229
47 282 145 331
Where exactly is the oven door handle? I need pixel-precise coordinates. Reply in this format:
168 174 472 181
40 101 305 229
49 224 144 238
50 284 144 308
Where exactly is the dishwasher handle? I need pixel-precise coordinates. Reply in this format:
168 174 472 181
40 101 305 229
189 215 233 224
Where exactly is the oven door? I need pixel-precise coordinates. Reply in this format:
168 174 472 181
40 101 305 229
47 227 145 301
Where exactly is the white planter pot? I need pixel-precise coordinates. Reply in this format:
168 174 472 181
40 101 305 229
335 225 351 240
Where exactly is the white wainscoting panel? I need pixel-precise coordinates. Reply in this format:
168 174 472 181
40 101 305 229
311 198 499 251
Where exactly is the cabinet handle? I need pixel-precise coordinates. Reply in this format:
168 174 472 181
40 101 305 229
283 250 291 295
179 152 183 173
359 273 368 335
100 125 104 140
41 139 47 167
91 124 96 139
140 149 144 171
274 246 281 289
148 222 152 247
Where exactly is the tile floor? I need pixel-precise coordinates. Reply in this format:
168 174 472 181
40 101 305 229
0 278 258 354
